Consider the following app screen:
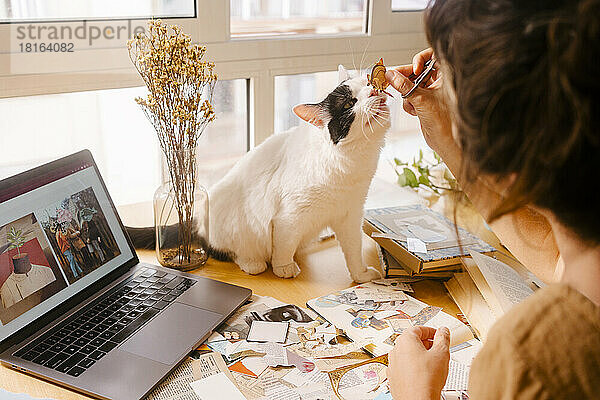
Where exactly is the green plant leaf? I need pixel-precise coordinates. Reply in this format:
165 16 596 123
419 174 431 186
394 157 407 166
403 168 419 187
397 172 408 186
7 227 25 250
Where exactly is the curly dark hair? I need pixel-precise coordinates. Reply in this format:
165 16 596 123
425 0 600 243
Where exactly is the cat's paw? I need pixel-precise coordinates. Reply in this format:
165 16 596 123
238 260 268 275
351 267 382 283
273 262 301 279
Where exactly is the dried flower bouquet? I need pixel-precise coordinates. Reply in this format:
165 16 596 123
128 20 217 267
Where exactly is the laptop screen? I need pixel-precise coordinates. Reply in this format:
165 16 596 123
0 152 135 343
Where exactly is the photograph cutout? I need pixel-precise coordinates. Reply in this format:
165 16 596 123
0 213 68 324
38 187 120 284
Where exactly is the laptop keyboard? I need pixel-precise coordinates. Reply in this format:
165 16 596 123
12 267 196 377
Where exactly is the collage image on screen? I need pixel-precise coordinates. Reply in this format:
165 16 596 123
0 186 120 325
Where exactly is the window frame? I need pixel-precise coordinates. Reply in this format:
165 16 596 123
0 0 427 146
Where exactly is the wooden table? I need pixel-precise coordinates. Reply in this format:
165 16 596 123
2 187 497 399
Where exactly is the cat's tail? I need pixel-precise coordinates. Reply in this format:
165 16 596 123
125 226 234 262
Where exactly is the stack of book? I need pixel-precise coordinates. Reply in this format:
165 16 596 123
444 251 543 339
364 204 495 279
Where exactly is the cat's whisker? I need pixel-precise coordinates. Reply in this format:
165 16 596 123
372 109 390 119
370 115 387 128
349 40 358 74
366 113 375 133
359 110 371 141
359 40 372 74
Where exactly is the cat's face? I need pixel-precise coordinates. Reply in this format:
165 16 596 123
294 65 390 145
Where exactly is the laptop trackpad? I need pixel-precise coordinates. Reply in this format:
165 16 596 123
120 302 222 365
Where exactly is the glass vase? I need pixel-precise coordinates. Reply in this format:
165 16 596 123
153 181 209 271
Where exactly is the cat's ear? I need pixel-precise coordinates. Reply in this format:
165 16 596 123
293 104 326 128
338 65 350 82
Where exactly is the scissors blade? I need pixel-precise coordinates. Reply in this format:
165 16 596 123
402 59 436 99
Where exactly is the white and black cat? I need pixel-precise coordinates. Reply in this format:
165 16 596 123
128 65 390 283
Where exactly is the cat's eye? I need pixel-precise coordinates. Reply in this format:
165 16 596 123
343 99 356 109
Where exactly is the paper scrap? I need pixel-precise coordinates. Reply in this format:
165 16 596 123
191 352 234 381
286 348 316 372
229 356 268 378
247 341 290 367
398 222 446 243
370 232 405 241
260 373 300 400
387 318 413 334
282 368 328 387
373 310 399 320
372 278 414 292
296 381 335 400
443 360 470 392
230 371 265 399
190 372 246 400
395 300 427 317
354 287 408 302
247 321 289 343
450 339 482 367
407 237 428 254
312 353 371 372
410 305 442 326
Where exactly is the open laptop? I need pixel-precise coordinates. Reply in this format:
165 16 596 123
0 150 252 399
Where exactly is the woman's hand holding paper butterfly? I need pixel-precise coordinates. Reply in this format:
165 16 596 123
385 49 459 173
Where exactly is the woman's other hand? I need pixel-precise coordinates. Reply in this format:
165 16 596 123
385 48 456 162
387 326 450 400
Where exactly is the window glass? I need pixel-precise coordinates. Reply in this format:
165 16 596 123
274 70 427 182
0 0 195 22
391 0 428 12
0 79 247 208
230 0 367 38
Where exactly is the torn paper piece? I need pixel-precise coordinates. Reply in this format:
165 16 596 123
395 300 427 318
410 306 442 326
230 371 265 399
247 321 289 343
191 352 232 381
407 237 428 254
313 323 338 344
260 373 301 400
296 381 335 400
286 349 315 372
373 310 399 320
282 368 328 388
443 360 470 392
207 337 228 356
190 372 246 400
228 356 268 378
331 357 389 400
442 391 470 400
370 232 405 241
450 339 482 366
386 318 413 334
354 287 408 302
247 342 290 367
372 279 414 292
